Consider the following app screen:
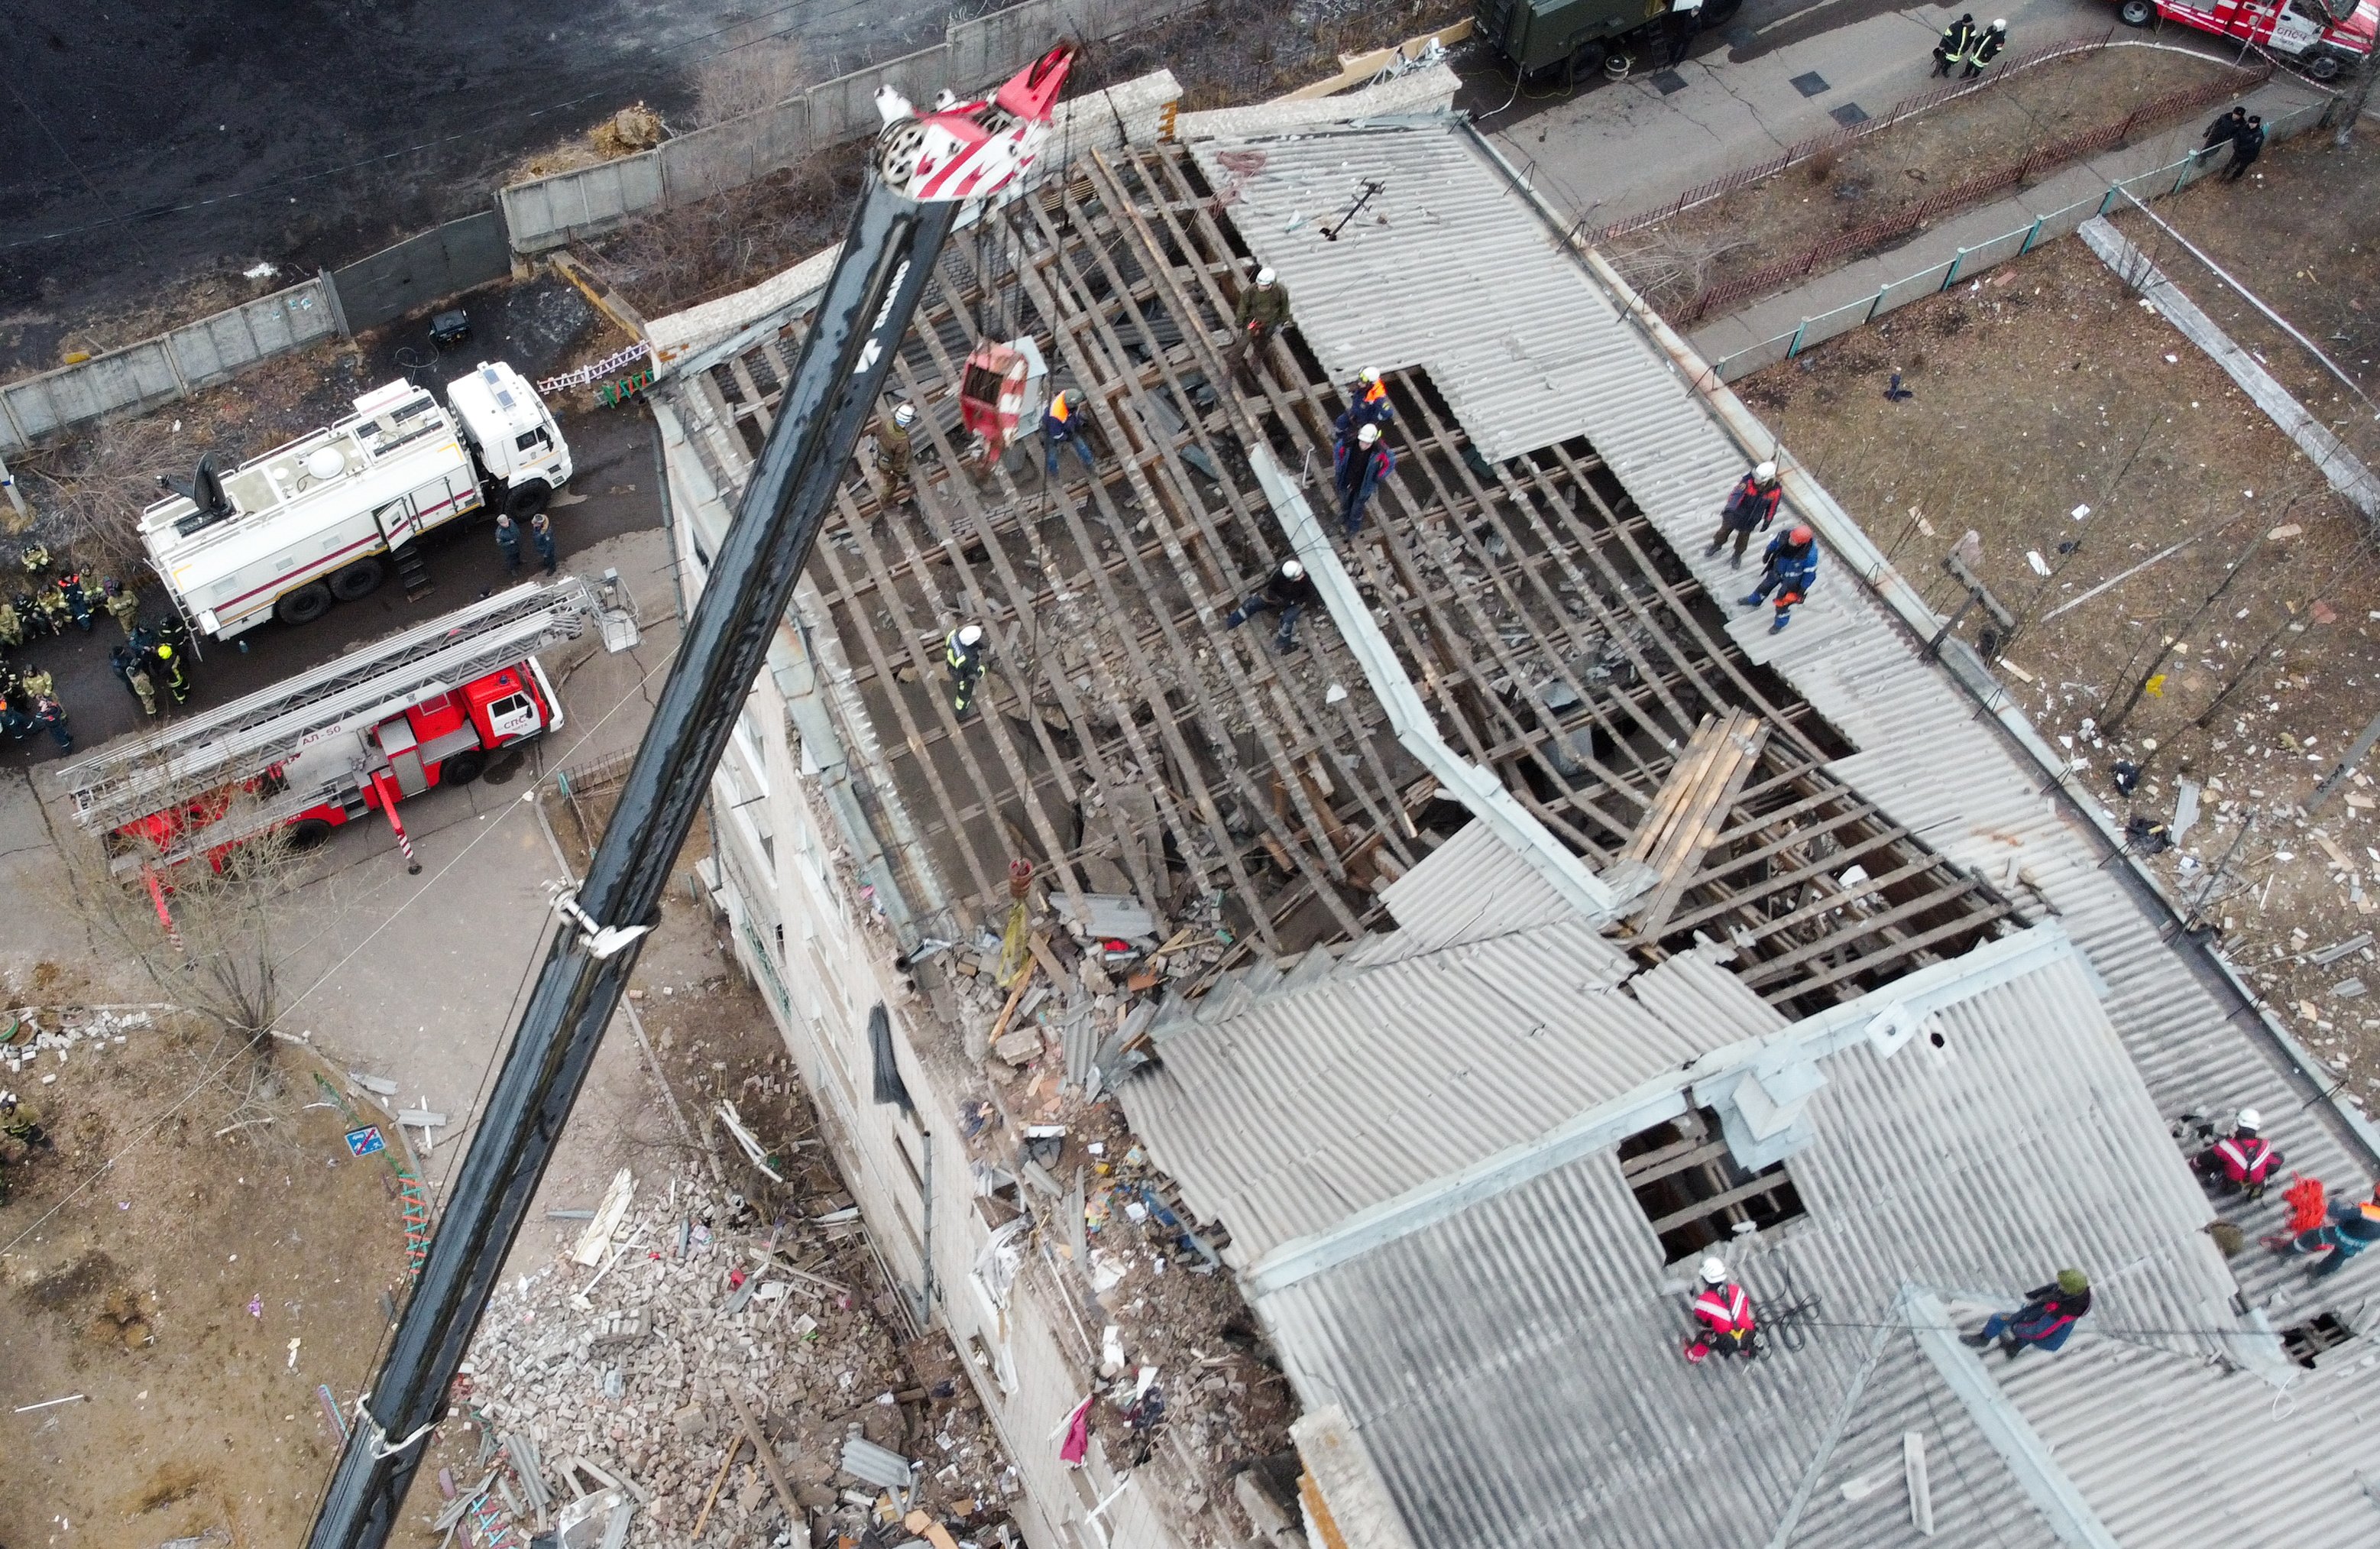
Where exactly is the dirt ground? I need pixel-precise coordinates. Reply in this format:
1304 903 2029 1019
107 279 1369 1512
1740 212 2380 1100
0 992 412 1549
1610 44 2248 311
2110 122 2380 475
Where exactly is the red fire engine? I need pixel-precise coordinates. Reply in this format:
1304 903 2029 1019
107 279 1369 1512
2120 0 2375 80
60 576 638 878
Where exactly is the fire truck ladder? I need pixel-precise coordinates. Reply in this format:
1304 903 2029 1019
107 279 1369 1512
58 578 623 843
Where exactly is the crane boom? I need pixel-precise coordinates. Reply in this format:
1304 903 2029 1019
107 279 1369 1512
304 44 1077 1549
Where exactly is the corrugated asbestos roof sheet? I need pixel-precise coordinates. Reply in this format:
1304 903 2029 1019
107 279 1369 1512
1359 821 1578 960
1255 954 2259 1549
1190 127 1669 462
1128 118 2380 1547
1128 914 1694 1265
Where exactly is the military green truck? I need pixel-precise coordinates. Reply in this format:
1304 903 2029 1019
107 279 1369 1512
1478 0 1745 78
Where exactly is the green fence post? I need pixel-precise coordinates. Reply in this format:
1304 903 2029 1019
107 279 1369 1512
1866 284 1888 322
2098 183 2119 216
1787 319 1809 357
2017 215 2045 255
1942 248 1967 289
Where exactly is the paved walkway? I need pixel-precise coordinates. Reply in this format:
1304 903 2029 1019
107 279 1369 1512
1477 0 2122 232
1681 68 2329 368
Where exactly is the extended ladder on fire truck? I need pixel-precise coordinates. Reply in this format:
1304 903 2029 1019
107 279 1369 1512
58 576 633 869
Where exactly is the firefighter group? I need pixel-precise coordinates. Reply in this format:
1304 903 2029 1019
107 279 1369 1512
0 540 196 756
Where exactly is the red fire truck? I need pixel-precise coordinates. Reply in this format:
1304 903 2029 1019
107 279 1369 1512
59 576 638 878
2119 0 2375 80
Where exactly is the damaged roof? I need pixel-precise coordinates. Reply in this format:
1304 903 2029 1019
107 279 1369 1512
1112 118 2380 1546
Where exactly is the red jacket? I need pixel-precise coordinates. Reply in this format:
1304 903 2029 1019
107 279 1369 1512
1692 1281 1756 1337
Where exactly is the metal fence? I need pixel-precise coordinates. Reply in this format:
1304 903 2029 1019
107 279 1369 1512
0 281 339 453
1676 59 2272 325
500 0 1174 253
328 209 513 335
1704 96 2332 382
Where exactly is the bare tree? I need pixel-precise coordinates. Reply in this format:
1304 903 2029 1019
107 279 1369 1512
1606 228 1757 312
19 413 193 577
68 802 324 1061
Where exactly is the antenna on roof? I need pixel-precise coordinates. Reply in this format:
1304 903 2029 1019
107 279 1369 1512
1323 180 1385 242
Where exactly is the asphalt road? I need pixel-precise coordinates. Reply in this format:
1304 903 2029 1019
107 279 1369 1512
0 403 665 772
0 0 964 371
1452 0 2205 232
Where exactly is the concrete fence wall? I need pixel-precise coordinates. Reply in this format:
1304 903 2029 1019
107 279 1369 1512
500 0 1189 253
1702 97 2330 384
1 281 339 453
329 209 513 335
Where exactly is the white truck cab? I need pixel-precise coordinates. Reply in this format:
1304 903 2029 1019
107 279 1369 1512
446 361 573 512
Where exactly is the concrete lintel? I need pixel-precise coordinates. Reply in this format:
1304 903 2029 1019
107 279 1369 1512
1245 442 1624 922
1241 922 2076 1298
1290 1405 1423 1549
1902 1286 2124 1549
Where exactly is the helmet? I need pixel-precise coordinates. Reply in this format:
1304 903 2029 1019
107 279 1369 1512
2236 1107 2262 1131
1753 461 1778 482
1990 16 2006 26
1281 559 1306 581
157 645 174 660
1255 267 1277 287
1698 1257 1728 1285
892 403 917 426
1789 524 1813 545
1358 368 1380 386
956 624 983 646
102 577 121 595
1357 423 1381 446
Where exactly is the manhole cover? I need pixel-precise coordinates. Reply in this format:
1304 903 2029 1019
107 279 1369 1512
1789 70 1831 97
1648 70 1689 95
484 751 526 786
1830 102 1870 126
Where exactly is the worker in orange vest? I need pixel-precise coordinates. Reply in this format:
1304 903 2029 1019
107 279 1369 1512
2191 1108 2283 1198
1684 1256 1757 1363
1042 390 1095 478
1334 368 1395 442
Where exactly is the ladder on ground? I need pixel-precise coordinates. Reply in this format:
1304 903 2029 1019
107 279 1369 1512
56 577 623 838
397 1169 432 1281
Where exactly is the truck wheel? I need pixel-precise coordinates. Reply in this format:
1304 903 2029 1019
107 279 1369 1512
2304 51 2343 80
1699 0 1744 27
506 479 552 518
1567 41 1608 81
287 818 335 849
329 556 384 601
439 750 487 786
2116 0 2155 24
276 581 334 626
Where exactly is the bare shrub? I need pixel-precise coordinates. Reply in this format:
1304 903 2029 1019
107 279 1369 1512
18 413 193 577
1607 228 1757 311
691 38 817 128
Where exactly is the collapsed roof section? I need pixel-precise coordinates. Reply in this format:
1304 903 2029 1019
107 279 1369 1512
665 134 2011 1017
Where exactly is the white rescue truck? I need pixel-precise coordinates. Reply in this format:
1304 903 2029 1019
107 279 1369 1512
140 361 572 641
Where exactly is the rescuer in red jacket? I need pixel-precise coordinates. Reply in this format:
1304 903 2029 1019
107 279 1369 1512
2191 1107 2283 1199
1685 1256 1757 1363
